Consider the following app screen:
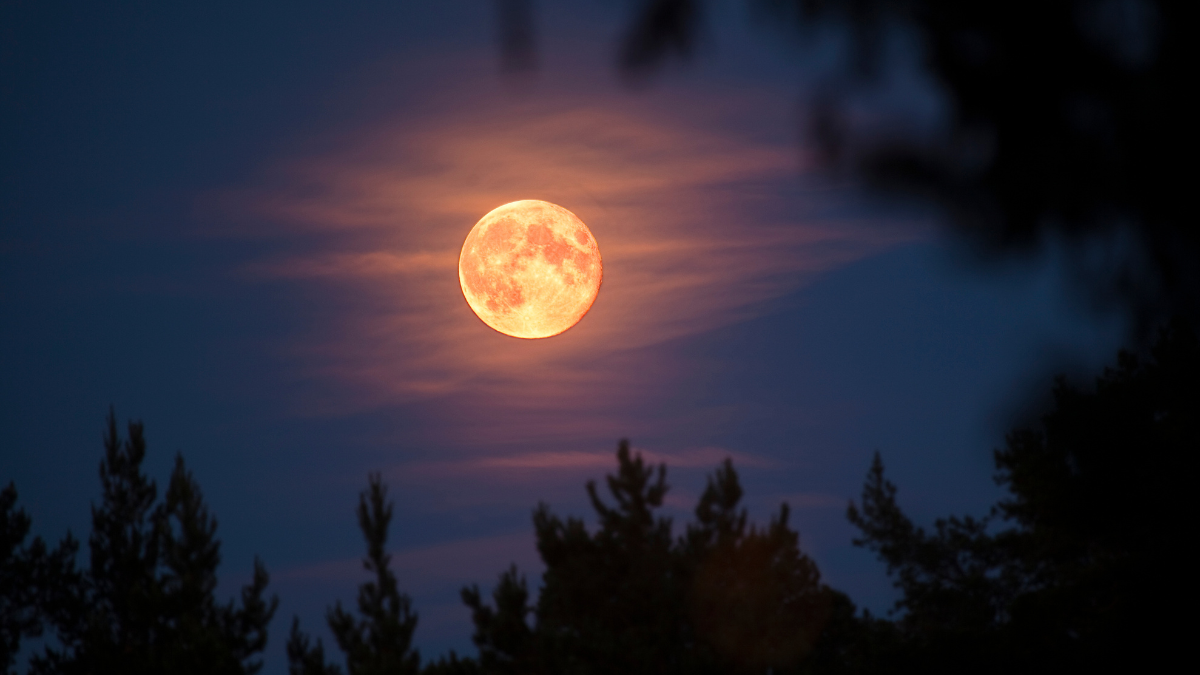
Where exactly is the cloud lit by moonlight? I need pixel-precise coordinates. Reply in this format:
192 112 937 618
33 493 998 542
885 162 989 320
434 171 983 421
220 79 921 440
459 200 602 339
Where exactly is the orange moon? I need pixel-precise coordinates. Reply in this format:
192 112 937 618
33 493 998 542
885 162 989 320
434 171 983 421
459 200 602 339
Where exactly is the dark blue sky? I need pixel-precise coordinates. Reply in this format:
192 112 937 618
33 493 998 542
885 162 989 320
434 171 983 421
1 2 1126 672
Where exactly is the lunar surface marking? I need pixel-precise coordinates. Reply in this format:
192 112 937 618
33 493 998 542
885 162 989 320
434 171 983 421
459 200 603 339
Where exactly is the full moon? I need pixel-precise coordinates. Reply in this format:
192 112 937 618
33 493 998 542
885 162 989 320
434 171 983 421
459 200 603 339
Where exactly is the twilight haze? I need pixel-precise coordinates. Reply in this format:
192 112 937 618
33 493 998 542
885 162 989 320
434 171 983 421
1 1 1125 672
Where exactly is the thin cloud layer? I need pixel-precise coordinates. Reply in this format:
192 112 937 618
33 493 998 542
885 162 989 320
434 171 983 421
219 77 916 456
373 444 778 516
394 445 777 484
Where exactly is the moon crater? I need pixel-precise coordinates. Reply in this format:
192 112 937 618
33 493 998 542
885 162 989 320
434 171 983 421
459 200 602 339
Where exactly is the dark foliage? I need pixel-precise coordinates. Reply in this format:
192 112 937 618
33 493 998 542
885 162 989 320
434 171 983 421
13 411 279 675
287 617 342 675
418 652 478 675
620 0 705 74
613 0 1197 336
848 323 1198 673
460 566 535 675
0 484 39 674
1 485 78 675
686 460 840 673
495 0 538 73
289 472 420 675
9 335 1189 675
532 440 684 674
458 440 875 675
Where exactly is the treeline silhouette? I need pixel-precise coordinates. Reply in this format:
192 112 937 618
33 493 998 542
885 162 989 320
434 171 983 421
4 323 1195 674
1 416 276 674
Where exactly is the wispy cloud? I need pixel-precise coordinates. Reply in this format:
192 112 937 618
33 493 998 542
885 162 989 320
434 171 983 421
470 445 776 471
393 444 776 482
212 72 918 455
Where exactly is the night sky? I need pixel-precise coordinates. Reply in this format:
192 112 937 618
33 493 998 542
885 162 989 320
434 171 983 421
1 2 1127 672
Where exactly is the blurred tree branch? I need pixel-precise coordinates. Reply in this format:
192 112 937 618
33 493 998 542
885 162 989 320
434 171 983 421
594 0 1198 339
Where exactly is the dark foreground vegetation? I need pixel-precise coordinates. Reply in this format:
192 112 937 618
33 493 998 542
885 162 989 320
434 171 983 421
5 2 1192 672
614 0 1197 340
1 417 277 675
3 323 1195 674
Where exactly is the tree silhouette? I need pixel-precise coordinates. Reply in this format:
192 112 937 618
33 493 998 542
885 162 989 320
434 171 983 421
847 453 1014 673
453 441 871 675
611 0 1197 335
0 483 40 674
28 411 278 675
848 323 1198 673
532 440 684 675
288 472 420 675
459 566 536 675
689 467 837 672
601 4 1199 669
1 484 78 675
287 622 342 675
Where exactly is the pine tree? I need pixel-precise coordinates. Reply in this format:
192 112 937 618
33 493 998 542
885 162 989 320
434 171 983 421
459 566 535 675
1 484 77 674
155 456 277 674
288 472 419 675
533 439 683 675
847 324 1199 673
521 442 858 675
1 484 40 674
33 412 278 675
286 618 341 675
684 459 866 675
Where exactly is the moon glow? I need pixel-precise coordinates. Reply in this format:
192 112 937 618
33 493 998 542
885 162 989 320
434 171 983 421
459 200 603 339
